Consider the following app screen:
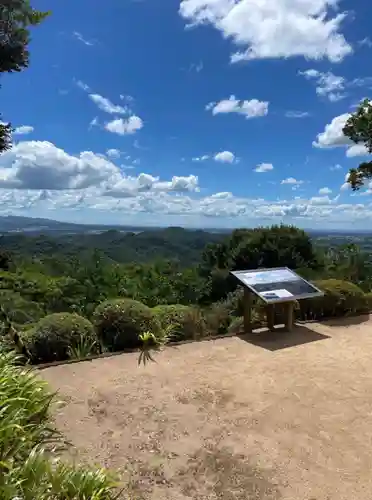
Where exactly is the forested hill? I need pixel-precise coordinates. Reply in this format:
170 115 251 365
0 227 227 266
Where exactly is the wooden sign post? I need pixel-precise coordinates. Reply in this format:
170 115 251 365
285 301 294 332
266 304 275 331
231 267 324 335
243 287 253 334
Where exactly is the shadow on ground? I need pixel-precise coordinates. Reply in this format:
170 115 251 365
238 324 330 351
322 314 370 328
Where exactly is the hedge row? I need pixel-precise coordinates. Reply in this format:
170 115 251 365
2 279 370 365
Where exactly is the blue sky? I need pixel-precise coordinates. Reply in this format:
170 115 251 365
1 0 372 229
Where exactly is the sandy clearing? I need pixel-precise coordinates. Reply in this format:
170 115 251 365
41 316 372 499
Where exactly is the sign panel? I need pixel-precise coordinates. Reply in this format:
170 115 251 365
231 267 323 304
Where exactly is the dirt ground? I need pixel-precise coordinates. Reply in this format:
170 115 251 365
41 315 372 500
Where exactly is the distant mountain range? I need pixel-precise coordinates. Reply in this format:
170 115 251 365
0 215 149 235
0 215 369 237
0 215 234 235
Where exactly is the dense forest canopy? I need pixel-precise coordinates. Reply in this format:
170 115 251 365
0 224 371 330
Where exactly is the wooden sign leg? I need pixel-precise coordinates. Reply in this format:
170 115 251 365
243 288 252 334
266 304 275 331
285 302 294 332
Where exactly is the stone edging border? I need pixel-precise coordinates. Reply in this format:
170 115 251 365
35 311 371 371
35 331 239 370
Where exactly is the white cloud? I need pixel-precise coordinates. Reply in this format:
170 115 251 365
313 113 351 148
192 155 210 162
300 69 346 101
301 70 372 102
330 164 342 171
314 112 371 157
255 163 273 173
358 38 372 48
105 116 143 135
188 61 203 72
214 151 235 163
281 177 304 185
13 125 34 135
73 31 94 46
179 0 352 64
74 79 91 92
206 95 269 119
346 144 369 157
106 149 121 159
0 141 199 198
285 111 310 118
340 172 350 191
89 94 128 115
309 195 333 205
89 117 99 130
319 187 332 195
0 141 118 190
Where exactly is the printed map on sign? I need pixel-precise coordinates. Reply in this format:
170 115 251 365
231 267 323 303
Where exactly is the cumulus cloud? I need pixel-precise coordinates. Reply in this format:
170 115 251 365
104 116 143 135
0 141 118 190
255 163 273 173
106 149 121 159
300 69 346 102
281 177 303 185
340 172 350 191
319 187 332 195
179 0 352 64
206 95 269 119
346 144 369 157
89 94 128 115
0 182 371 226
214 151 235 163
13 125 34 135
0 141 198 197
313 112 370 157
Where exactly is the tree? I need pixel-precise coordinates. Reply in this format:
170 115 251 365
343 98 372 190
0 1 49 152
199 224 320 303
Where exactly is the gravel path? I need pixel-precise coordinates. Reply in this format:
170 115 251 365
41 316 372 499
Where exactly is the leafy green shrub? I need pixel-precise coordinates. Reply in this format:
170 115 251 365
228 316 244 335
153 304 194 340
26 313 97 363
0 290 44 325
94 298 161 351
204 303 232 335
220 287 244 317
364 292 372 311
299 279 367 320
0 352 118 498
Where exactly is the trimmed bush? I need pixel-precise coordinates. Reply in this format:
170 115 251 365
26 313 97 363
365 292 372 311
299 279 367 320
94 298 161 351
155 304 207 340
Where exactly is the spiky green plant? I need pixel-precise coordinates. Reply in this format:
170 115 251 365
68 334 100 360
0 352 120 498
138 324 175 366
